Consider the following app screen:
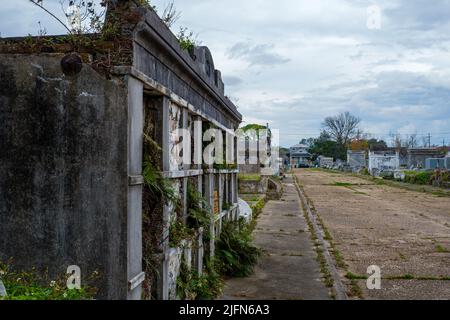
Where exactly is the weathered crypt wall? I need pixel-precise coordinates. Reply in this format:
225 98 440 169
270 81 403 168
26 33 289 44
0 1 243 301
0 54 129 299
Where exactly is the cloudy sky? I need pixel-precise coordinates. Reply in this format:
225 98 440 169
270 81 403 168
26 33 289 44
2 0 450 147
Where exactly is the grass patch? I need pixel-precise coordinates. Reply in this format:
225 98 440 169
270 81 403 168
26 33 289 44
388 274 414 280
295 175 336 289
330 182 357 187
333 249 347 269
316 247 334 288
250 196 267 225
0 262 96 300
353 191 369 196
383 274 450 281
328 181 370 196
415 276 450 281
345 272 368 280
347 280 364 299
281 252 303 257
345 272 450 281
351 170 450 197
215 219 262 278
301 190 348 271
323 229 333 241
436 245 449 253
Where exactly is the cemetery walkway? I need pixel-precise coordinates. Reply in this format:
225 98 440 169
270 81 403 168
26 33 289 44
221 176 331 300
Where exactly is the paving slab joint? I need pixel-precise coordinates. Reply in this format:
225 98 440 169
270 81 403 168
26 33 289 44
292 175 349 300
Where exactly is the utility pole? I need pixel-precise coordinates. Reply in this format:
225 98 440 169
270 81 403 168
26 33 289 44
428 133 431 148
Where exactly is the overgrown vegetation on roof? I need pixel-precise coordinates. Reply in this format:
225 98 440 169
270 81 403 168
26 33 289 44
177 27 198 52
23 0 201 58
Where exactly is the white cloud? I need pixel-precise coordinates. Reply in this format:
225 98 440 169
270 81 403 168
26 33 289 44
2 0 450 146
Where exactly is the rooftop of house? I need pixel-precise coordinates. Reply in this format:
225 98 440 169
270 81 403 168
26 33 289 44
406 148 448 159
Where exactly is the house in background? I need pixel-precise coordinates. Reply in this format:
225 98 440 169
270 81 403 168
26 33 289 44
289 144 311 168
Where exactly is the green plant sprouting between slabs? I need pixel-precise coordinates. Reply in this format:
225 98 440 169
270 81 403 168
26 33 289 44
169 219 192 249
186 183 211 232
251 196 267 220
143 160 176 204
169 182 211 248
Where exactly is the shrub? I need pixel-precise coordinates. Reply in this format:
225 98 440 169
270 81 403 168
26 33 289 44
176 259 224 300
404 171 433 185
0 262 96 300
442 171 450 183
186 184 211 233
215 219 261 278
415 172 433 185
361 168 370 176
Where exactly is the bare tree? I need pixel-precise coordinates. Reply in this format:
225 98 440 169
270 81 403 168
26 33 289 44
322 112 361 146
28 0 72 34
390 133 403 149
421 136 429 148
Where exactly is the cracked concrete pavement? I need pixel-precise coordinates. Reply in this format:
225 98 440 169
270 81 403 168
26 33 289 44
222 176 331 300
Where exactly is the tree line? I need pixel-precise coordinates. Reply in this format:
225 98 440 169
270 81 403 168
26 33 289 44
300 112 419 161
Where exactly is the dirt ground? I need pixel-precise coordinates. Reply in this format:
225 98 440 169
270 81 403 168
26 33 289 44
295 169 450 300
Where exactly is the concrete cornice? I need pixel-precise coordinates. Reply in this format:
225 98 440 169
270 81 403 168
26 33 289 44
132 8 242 123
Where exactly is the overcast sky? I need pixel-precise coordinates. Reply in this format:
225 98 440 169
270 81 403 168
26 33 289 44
2 0 450 147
